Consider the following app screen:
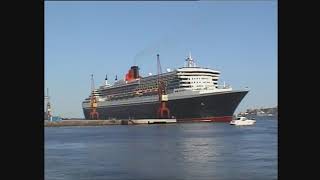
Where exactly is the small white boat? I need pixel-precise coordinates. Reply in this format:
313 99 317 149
230 117 256 126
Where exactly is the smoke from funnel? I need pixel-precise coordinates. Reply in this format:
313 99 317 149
133 6 212 65
133 36 175 66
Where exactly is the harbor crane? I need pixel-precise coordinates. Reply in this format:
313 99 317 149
156 54 170 119
90 74 99 120
46 88 52 121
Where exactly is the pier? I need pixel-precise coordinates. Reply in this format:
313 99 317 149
44 119 177 127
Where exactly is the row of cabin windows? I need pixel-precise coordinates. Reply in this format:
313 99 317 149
167 84 180 90
141 75 176 80
177 74 219 77
100 86 138 96
189 77 210 80
140 74 177 81
138 78 179 90
178 71 220 74
179 77 217 80
103 80 215 94
187 81 214 84
102 76 179 95
180 81 216 85
180 85 192 88
101 85 137 92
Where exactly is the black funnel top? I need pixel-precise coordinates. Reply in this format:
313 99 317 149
131 66 139 79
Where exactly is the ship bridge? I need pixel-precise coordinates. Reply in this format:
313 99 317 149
173 53 231 93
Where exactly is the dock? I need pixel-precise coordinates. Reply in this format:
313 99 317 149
44 119 177 127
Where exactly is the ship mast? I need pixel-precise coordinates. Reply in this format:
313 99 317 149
185 52 196 67
156 54 170 119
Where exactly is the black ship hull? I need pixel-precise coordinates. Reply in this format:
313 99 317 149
83 90 248 123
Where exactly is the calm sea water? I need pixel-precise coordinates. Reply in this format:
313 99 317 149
45 117 277 180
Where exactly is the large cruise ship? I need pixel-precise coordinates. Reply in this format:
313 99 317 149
82 53 248 122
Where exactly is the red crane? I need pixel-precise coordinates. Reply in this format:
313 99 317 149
156 54 170 119
90 74 99 120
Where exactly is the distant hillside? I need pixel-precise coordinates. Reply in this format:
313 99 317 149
239 106 277 116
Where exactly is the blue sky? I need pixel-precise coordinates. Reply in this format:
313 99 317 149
45 1 277 118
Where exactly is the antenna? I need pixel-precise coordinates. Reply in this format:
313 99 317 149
185 52 196 67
